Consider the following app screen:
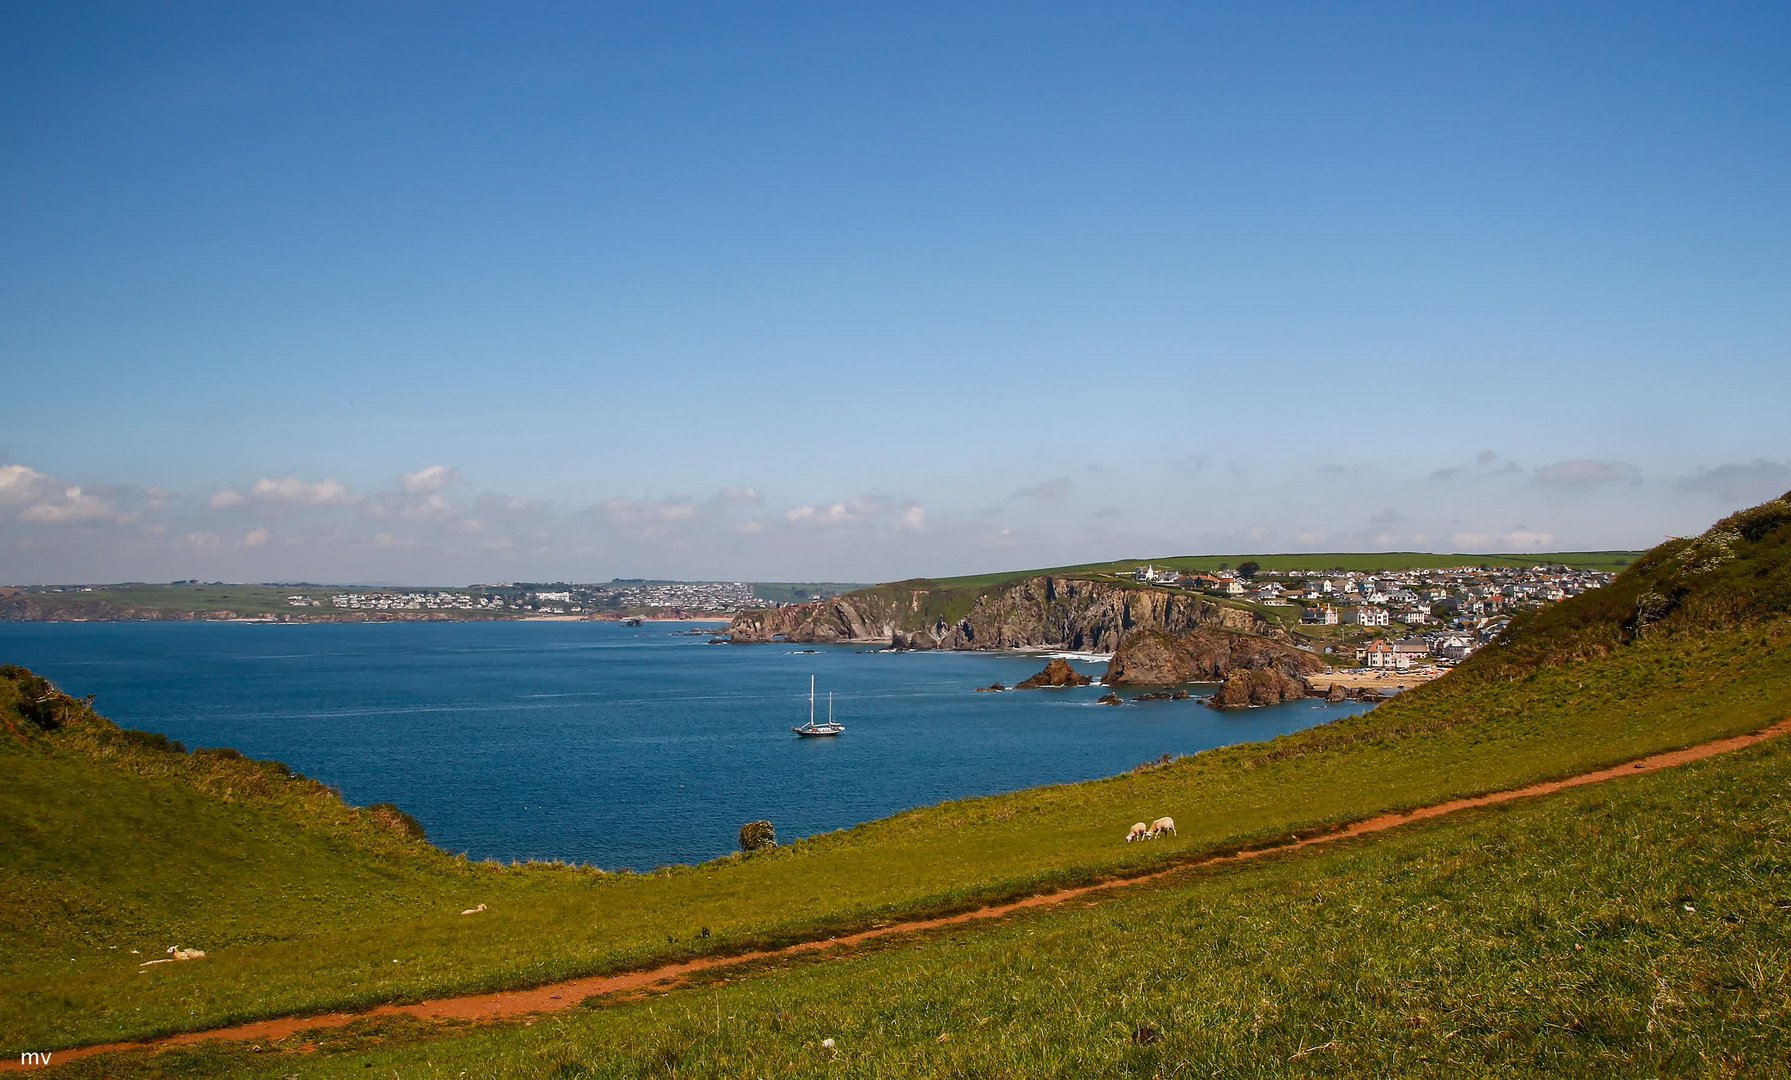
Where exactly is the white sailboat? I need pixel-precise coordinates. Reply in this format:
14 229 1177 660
792 674 844 737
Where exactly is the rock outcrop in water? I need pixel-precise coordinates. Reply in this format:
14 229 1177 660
1207 669 1311 708
1102 627 1327 687
1014 659 1093 689
728 576 1270 652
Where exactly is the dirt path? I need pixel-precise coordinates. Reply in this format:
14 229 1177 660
16 717 1791 1072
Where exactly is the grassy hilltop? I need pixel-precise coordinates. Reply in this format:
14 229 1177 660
2 496 1788 1071
921 549 1640 592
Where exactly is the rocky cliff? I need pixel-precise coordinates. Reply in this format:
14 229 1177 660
1102 627 1328 687
728 576 1270 651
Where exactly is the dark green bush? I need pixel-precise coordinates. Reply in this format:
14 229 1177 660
739 820 776 852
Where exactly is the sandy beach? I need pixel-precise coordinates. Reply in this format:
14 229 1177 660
1305 667 1448 692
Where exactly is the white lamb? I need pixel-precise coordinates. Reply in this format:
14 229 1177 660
1125 821 1150 843
1148 816 1176 839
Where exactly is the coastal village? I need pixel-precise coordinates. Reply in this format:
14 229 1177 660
1126 561 1615 673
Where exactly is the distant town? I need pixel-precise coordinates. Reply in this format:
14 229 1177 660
310 580 782 616
0 579 856 623
1123 561 1615 669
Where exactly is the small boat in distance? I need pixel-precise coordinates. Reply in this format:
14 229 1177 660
792 675 845 737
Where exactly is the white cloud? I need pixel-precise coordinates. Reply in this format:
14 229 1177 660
786 502 864 528
185 531 223 551
400 465 463 494
0 465 51 506
1295 529 1327 545
209 488 246 509
20 486 120 525
719 487 762 504
1676 460 1791 505
403 493 456 521
1532 459 1639 490
1452 531 1494 548
735 520 766 536
372 532 418 550
253 476 354 505
242 527 270 549
899 505 927 532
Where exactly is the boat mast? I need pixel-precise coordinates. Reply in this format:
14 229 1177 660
809 674 815 727
828 692 833 725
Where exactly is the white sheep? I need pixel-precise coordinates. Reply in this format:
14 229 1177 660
1148 816 1176 839
1125 821 1150 843
459 903 487 916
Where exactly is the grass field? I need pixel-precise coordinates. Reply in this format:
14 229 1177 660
749 582 864 605
1 496 1784 1064
4 619 1787 1052
93 732 1791 1077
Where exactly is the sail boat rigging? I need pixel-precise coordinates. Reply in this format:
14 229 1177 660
792 674 844 737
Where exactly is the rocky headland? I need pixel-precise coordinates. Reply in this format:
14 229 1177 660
728 576 1271 651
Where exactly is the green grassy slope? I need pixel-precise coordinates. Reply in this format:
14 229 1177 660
1 496 1785 1052
108 733 1791 1078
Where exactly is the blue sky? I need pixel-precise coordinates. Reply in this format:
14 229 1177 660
2 2 1787 583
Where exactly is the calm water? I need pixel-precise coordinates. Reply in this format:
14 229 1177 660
0 621 1371 869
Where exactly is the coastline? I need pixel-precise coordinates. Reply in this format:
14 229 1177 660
0 613 737 626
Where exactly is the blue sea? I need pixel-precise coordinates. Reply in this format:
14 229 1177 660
0 621 1371 869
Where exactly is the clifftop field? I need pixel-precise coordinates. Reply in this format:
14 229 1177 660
924 549 1640 591
2 498 1786 1074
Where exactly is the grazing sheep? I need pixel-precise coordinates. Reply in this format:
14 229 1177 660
459 903 487 916
1148 816 1176 839
1125 821 1150 843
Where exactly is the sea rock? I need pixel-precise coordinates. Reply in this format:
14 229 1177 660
889 629 938 651
1103 627 1327 687
1098 692 1124 706
1015 658 1093 689
1136 689 1192 701
1207 669 1309 708
975 682 1007 693
1325 682 1348 703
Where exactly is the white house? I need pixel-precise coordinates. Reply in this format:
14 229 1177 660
1433 634 1475 662
1340 605 1389 627
1361 639 1409 670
